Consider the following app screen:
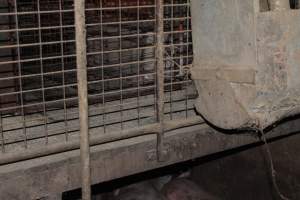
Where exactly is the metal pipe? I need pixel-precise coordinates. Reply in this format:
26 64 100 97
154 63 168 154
269 0 290 10
74 0 91 200
0 117 204 166
0 112 4 153
156 0 166 161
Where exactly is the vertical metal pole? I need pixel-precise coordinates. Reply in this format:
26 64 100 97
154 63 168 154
13 0 27 149
0 111 4 153
59 0 69 142
37 0 49 145
74 1 91 200
156 0 165 161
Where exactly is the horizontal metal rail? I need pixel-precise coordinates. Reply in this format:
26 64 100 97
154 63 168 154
0 116 203 165
0 3 190 16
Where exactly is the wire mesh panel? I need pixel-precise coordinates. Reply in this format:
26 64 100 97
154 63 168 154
0 0 196 154
163 0 194 120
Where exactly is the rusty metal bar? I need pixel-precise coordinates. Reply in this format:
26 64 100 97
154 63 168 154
59 0 69 142
269 0 290 10
0 112 4 153
37 0 49 144
13 0 27 149
0 116 203 166
156 0 166 161
74 0 91 200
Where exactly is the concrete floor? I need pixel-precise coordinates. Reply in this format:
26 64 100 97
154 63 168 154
62 128 300 200
191 132 300 200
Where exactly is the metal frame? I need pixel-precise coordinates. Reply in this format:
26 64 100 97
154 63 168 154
0 0 194 154
0 1 299 199
0 0 194 199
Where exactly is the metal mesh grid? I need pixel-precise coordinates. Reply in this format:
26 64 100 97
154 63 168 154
0 0 196 154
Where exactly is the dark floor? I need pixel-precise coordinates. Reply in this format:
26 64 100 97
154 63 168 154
191 132 300 200
63 131 300 200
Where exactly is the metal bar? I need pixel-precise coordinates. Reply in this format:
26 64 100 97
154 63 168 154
1 106 196 148
185 4 191 118
169 0 175 120
0 79 193 114
0 84 159 113
0 59 157 81
156 0 166 161
0 31 190 49
74 0 91 200
99 0 106 133
37 0 49 144
13 0 28 149
59 0 69 141
119 0 124 130
0 116 203 166
0 91 196 137
0 3 189 17
137 0 141 126
0 112 4 153
0 53 191 83
0 44 192 66
0 5 160 17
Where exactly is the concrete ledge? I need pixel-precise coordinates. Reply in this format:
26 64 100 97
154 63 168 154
0 118 300 199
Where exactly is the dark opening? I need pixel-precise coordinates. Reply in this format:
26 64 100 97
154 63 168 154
290 0 299 9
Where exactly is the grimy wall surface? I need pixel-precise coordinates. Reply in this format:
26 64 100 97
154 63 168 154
192 128 300 200
191 0 300 130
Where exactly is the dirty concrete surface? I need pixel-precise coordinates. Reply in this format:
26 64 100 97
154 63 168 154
191 133 300 200
191 0 300 129
62 129 300 200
